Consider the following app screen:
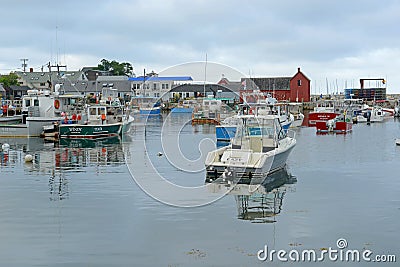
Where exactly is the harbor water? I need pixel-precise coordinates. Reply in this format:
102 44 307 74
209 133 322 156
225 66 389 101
0 114 399 266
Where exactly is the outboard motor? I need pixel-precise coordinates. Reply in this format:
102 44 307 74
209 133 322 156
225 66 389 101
327 119 335 132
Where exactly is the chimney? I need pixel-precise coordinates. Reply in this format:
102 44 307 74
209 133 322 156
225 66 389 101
30 68 33 72
297 67 301 72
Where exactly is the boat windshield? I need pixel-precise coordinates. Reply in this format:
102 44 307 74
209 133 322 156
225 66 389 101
235 117 282 139
247 127 275 137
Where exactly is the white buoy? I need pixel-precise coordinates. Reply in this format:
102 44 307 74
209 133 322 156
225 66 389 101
1 143 10 151
24 154 33 163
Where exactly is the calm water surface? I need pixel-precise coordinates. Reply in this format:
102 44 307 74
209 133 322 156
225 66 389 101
0 114 399 266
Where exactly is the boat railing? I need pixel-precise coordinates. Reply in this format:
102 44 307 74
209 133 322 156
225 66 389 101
286 129 296 139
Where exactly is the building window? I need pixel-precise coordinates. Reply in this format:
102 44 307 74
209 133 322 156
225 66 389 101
162 83 169 90
40 82 46 86
297 79 302 86
153 83 157 90
186 93 190 98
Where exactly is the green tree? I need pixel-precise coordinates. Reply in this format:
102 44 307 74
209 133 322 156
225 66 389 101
0 72 19 88
96 59 134 76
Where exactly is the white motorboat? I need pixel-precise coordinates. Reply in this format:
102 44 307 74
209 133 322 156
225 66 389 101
370 106 385 122
396 138 400 146
206 116 296 182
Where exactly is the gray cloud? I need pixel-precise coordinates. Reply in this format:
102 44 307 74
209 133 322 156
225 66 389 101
1 0 400 92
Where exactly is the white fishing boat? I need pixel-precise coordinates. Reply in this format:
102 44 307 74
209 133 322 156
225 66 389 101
396 138 400 146
206 116 296 182
0 90 63 137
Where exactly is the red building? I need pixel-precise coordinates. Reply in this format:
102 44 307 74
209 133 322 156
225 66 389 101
240 67 310 102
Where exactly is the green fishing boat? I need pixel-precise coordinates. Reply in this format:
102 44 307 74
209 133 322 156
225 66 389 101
59 105 123 139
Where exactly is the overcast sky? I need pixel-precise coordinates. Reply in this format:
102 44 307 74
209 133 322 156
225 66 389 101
1 0 399 93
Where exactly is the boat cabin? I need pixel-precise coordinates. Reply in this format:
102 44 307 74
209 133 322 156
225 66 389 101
22 90 54 118
231 117 285 153
88 105 123 125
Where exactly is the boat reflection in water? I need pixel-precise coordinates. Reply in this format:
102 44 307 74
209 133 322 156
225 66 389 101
206 168 297 223
59 135 122 149
1 136 126 201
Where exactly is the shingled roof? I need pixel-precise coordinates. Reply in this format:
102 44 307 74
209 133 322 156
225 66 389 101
250 77 291 91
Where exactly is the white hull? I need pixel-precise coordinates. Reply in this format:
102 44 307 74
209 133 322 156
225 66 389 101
205 136 296 181
0 115 22 124
0 117 60 137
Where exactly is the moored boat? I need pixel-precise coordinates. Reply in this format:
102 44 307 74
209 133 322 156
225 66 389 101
170 99 198 113
308 100 341 125
59 104 124 139
216 101 293 143
192 98 231 125
131 96 161 115
206 116 296 182
0 90 64 137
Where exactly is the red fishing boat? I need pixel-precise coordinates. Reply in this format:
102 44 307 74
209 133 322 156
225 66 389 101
309 100 342 125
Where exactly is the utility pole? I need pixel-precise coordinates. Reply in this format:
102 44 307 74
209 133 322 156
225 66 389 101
20 58 28 72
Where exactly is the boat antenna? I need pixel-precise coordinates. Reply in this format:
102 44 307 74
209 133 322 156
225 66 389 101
203 53 207 97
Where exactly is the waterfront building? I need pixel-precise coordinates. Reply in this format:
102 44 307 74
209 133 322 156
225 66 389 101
240 67 311 102
129 76 193 101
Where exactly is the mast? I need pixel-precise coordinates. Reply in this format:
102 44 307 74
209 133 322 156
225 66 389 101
203 53 207 97
143 68 146 96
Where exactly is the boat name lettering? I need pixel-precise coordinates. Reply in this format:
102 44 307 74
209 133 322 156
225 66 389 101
70 127 82 132
0 128 16 132
229 157 244 162
94 127 102 131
